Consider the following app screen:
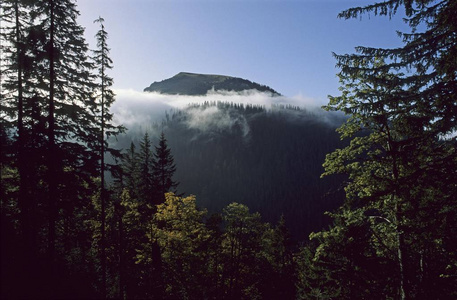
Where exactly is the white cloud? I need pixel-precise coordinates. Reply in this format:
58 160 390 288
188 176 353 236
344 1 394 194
186 105 250 137
111 89 329 132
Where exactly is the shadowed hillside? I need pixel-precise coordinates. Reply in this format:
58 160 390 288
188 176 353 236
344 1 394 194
115 102 347 240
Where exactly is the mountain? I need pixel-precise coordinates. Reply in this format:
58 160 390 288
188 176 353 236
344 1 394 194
143 72 281 96
115 73 348 241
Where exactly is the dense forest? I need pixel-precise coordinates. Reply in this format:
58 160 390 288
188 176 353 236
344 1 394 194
1 0 456 299
118 102 347 241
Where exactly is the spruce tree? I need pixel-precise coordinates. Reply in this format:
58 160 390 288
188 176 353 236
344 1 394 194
221 203 267 299
28 0 92 276
1 0 30 247
18 0 110 296
122 142 139 199
152 132 178 204
92 16 124 298
1 0 48 296
313 1 457 299
1 1 126 298
138 132 155 205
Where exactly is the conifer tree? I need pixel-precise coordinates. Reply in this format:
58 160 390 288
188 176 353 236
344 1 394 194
1 1 50 296
92 16 124 298
10 1 116 297
137 132 155 205
152 132 178 204
312 1 457 299
1 0 31 251
121 142 139 199
1 0 111 297
263 215 295 299
28 0 94 276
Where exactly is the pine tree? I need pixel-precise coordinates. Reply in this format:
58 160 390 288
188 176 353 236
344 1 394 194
263 215 295 299
152 132 178 204
1 1 128 298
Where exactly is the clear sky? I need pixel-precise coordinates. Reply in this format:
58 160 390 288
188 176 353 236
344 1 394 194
76 0 408 104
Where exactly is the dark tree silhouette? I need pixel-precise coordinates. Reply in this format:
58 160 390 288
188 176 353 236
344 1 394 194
137 132 155 204
152 132 179 204
92 16 124 298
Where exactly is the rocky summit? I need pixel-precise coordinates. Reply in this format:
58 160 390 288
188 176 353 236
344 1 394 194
144 72 281 96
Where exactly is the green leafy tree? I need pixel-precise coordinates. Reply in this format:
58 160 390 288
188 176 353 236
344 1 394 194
152 192 211 299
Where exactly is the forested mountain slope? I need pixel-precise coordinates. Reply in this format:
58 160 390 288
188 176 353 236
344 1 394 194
115 102 347 240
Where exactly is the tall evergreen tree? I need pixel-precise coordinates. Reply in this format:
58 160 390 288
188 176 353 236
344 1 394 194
262 215 296 299
152 132 178 204
1 1 127 298
137 132 155 205
121 142 139 199
1 1 49 297
28 1 96 282
308 1 457 299
1 0 29 247
92 16 124 298
3 0 115 297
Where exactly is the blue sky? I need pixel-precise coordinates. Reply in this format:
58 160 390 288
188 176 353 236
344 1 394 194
77 0 408 105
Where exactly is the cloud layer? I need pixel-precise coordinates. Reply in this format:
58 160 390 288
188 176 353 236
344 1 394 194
111 89 322 129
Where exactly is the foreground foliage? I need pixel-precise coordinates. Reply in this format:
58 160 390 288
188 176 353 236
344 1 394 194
298 0 457 299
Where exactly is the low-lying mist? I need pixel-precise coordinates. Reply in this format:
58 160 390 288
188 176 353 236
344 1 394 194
111 89 343 135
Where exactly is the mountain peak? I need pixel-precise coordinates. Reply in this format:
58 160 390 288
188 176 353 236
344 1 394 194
144 72 281 96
